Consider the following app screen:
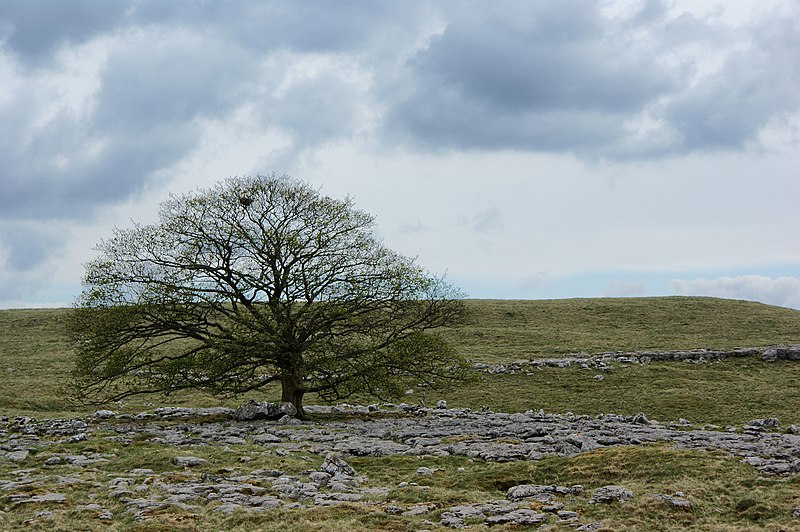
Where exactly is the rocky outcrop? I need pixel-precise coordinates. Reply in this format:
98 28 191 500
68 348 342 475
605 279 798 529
232 401 297 421
474 344 800 374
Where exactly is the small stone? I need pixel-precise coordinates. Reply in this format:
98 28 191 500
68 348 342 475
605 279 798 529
252 434 281 444
792 506 800 519
66 433 88 443
589 485 633 504
402 504 435 516
172 456 207 467
321 453 355 476
6 450 29 462
44 457 62 466
631 413 650 425
593 374 604 381
35 511 53 518
436 400 447 409
416 467 436 476
94 410 116 419
277 414 302 425
18 493 67 504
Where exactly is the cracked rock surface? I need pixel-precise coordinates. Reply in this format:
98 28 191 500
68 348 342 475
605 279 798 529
2 403 799 527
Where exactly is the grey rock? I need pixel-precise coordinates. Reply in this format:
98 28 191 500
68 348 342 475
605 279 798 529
278 414 303 425
233 400 297 421
94 410 116 419
792 506 800 518
16 493 67 504
309 471 331 486
416 466 436 476
589 485 633 504
321 452 356 476
653 493 692 509
77 503 113 519
747 417 780 429
485 509 546 525
402 504 436 516
507 484 581 501
66 433 88 443
251 433 281 444
436 400 448 409
6 450 29 462
172 456 207 467
129 468 155 475
761 347 779 362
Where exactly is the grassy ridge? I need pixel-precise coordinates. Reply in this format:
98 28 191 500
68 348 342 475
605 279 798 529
447 297 800 362
1 297 800 423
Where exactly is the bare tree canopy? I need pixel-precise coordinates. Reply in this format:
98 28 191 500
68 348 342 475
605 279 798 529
70 175 469 416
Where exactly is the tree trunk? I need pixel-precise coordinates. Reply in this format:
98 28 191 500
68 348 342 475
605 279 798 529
280 378 306 419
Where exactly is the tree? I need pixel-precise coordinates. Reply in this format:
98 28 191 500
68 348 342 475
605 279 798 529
70 175 469 417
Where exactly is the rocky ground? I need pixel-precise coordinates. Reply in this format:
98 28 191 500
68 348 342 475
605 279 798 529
2 400 800 529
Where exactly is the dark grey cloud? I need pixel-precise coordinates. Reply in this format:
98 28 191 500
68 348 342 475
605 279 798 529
0 0 127 60
0 0 412 60
384 0 800 157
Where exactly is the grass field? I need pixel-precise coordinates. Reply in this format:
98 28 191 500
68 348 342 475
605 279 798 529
2 297 800 530
2 296 799 424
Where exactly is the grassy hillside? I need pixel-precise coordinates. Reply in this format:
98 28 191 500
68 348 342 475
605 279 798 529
1 297 800 423
446 297 800 363
2 298 800 531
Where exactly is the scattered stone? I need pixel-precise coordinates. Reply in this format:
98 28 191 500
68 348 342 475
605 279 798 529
507 484 582 501
66 433 88 443
172 456 207 467
589 485 632 504
485 509 547 525
6 450 29 462
593 374 604 381
792 506 800 518
251 433 282 444
631 412 650 425
44 457 62 466
16 493 67 505
746 418 780 430
94 410 116 419
232 400 297 421
653 493 692 509
321 453 356 476
557 510 580 521
402 504 436 516
436 400 448 409
416 466 436 476
77 503 113 519
277 414 303 425
129 468 155 475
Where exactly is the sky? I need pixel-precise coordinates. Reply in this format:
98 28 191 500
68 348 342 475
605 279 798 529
0 0 799 309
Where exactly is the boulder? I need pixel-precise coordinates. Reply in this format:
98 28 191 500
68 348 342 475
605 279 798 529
320 452 356 476
589 485 633 504
233 401 297 421
172 456 207 467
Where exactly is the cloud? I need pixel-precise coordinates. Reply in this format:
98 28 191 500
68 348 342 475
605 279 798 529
384 0 800 158
459 207 502 233
0 222 66 301
670 275 800 310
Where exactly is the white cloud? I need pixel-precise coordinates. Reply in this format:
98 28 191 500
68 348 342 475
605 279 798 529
670 275 800 309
